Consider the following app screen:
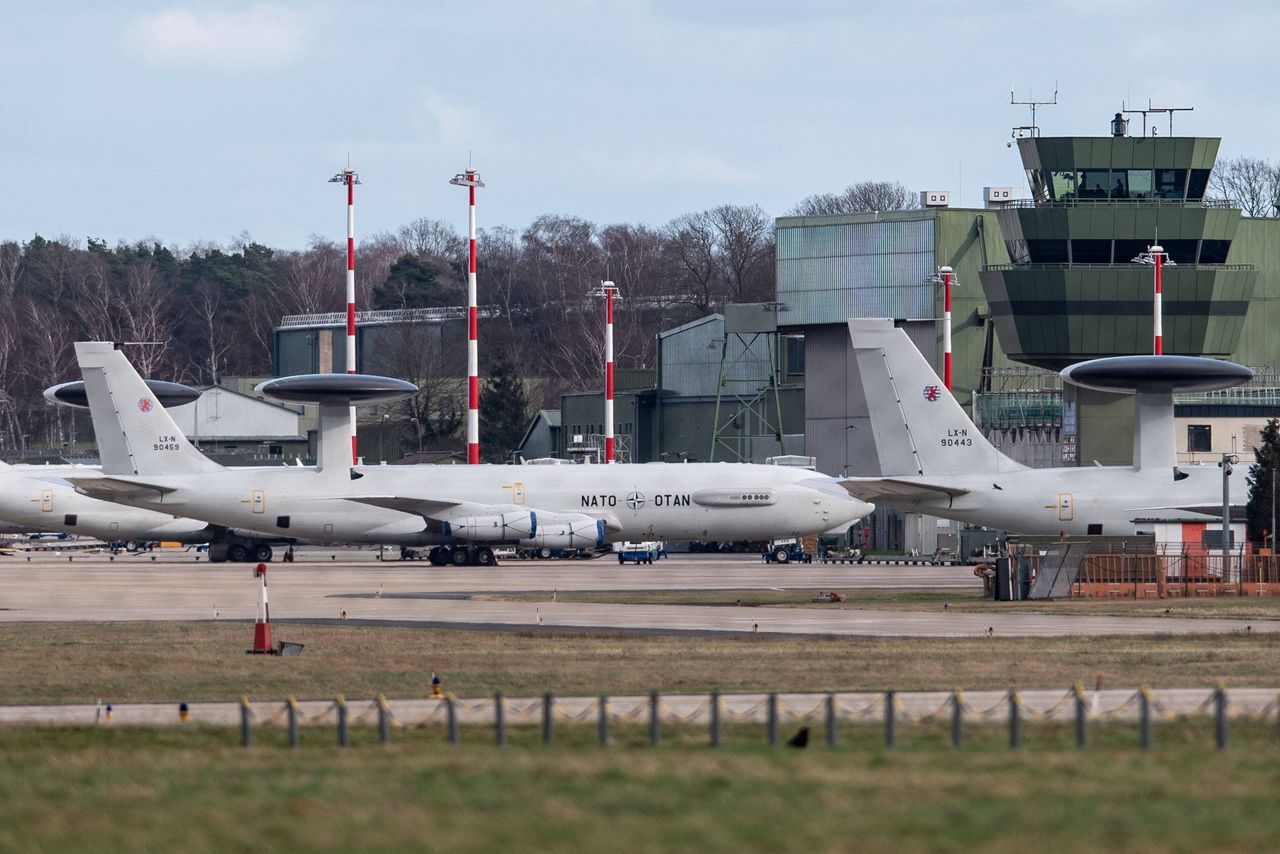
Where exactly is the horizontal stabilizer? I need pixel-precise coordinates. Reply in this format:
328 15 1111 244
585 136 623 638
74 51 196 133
840 477 968 506
67 476 177 501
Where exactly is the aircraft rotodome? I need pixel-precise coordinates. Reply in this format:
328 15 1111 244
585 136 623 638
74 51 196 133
69 342 873 565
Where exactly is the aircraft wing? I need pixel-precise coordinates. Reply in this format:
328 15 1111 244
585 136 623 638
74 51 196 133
66 476 177 501
839 477 969 506
339 495 464 521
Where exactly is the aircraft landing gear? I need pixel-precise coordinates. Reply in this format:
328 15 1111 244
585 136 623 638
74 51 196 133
473 547 495 567
428 547 449 566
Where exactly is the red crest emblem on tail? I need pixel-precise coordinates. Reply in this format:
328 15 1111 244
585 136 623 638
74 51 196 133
922 386 941 402
138 398 153 412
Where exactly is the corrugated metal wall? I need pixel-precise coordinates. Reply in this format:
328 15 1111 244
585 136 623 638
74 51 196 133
777 219 937 325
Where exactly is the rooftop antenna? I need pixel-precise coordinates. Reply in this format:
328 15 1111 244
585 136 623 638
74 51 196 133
1009 82 1058 141
1122 99 1194 137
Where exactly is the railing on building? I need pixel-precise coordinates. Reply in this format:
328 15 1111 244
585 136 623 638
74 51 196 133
1004 198 1237 210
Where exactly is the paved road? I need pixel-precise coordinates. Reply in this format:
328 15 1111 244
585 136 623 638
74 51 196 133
0 551 1273 637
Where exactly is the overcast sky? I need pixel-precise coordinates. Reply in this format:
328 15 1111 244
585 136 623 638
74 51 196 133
2 1 1274 249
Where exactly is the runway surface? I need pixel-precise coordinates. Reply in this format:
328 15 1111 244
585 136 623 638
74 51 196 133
1 549 1273 638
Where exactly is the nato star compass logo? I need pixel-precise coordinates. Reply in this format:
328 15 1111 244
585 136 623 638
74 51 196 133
922 385 941 402
138 398 153 413
625 490 646 510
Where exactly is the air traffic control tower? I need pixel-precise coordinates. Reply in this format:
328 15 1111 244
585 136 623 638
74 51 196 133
979 121 1257 369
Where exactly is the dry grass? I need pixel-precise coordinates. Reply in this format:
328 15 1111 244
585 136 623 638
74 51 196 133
3 621 1280 706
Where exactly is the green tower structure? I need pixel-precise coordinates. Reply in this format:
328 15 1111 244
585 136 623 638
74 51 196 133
979 128 1257 369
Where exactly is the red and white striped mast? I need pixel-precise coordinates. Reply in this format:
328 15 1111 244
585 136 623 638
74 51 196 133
329 166 361 463
593 281 620 463
450 168 484 464
1134 238 1170 355
1152 243 1165 355
934 266 956 390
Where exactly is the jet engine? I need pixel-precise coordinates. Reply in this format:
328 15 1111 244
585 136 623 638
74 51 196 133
524 514 606 550
442 510 537 542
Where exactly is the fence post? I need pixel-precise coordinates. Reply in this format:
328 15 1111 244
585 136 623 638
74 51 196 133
287 695 299 748
649 691 661 747
377 694 390 745
766 693 778 747
1139 687 1152 750
884 691 896 748
240 695 252 748
598 695 609 746
709 690 721 748
951 689 964 748
494 692 506 746
446 697 459 745
336 695 349 747
1073 682 1087 748
542 692 554 746
1008 690 1021 749
1214 684 1228 751
825 693 837 748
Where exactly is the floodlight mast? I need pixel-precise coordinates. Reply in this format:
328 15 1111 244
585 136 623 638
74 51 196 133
929 267 958 390
592 281 621 462
1132 240 1172 355
329 166 361 463
450 168 485 464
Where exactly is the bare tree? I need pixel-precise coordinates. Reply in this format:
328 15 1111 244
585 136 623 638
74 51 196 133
1210 157 1280 218
120 258 172 377
790 180 919 216
369 322 463 455
274 239 344 316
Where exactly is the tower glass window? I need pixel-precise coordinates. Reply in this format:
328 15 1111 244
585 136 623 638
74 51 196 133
1078 170 1111 199
1187 169 1211 200
1155 169 1187 199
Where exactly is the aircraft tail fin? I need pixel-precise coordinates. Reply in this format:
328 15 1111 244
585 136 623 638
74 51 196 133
848 319 1022 477
75 342 221 476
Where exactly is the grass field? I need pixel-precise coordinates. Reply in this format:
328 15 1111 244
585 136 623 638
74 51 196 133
5 723 1280 852
6 622 1280 851
492 586 1280 620
2 621 1280 706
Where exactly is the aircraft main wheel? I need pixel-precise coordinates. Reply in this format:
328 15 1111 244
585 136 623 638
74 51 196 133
475 547 495 567
772 546 791 564
429 547 449 566
254 544 273 562
450 548 470 567
538 547 552 560
227 543 251 562
124 540 141 553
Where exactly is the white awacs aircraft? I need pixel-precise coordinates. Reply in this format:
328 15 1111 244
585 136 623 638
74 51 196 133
840 319 1251 536
71 342 873 564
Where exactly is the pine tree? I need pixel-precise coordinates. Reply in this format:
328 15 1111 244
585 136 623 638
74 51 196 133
479 349 532 464
1246 418 1280 547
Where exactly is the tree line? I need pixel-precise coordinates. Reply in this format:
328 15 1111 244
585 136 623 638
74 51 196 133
0 181 911 455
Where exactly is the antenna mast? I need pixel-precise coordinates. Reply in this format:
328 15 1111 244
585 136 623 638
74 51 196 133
1009 82 1058 140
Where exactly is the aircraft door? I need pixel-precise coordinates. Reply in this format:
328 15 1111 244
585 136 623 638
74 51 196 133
251 490 266 514
1057 493 1074 522
39 489 53 513
508 482 526 505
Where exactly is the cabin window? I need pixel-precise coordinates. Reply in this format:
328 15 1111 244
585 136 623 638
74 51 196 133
1187 425 1212 453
